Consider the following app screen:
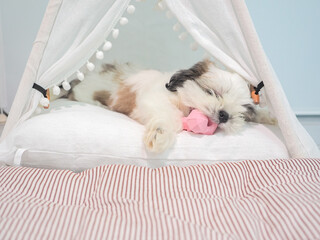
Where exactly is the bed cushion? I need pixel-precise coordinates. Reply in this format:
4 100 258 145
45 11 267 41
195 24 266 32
1 159 320 239
2 99 289 171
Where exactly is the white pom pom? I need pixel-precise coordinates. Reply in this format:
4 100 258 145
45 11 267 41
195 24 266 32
86 61 95 71
190 42 198 51
120 17 128 26
40 97 49 107
166 11 173 19
35 107 42 114
127 5 135 14
158 1 165 10
62 80 71 91
112 29 119 39
173 23 181 32
178 32 188 41
103 41 112 51
96 50 104 60
77 71 85 81
53 85 61 96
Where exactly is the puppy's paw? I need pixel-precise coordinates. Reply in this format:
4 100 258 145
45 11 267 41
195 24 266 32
255 109 278 125
259 115 277 125
143 126 175 153
268 117 278 125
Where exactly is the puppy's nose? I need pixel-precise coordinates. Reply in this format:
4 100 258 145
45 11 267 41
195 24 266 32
218 110 229 123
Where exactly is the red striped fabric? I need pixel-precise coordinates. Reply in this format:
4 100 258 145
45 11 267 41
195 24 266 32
0 158 319 240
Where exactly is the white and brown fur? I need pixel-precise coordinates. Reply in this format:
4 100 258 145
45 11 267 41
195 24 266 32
57 60 275 153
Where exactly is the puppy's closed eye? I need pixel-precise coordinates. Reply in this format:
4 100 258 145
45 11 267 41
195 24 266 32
206 89 213 95
205 88 221 98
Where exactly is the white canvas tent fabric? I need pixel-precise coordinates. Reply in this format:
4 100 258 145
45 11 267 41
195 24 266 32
0 0 319 159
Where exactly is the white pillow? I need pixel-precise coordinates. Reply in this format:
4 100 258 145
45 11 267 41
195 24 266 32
1 99 289 171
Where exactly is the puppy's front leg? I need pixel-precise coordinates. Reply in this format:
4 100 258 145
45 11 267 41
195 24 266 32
143 115 182 153
254 108 277 125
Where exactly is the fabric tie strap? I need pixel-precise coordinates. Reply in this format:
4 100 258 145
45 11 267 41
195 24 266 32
254 81 264 95
32 83 47 98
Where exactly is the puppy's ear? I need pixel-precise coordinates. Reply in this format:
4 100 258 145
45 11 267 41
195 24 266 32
165 74 180 92
242 104 257 122
166 60 210 92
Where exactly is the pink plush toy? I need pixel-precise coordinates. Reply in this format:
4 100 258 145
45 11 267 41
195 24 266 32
182 109 218 135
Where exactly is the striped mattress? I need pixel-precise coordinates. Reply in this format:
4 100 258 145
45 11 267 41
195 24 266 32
0 158 319 239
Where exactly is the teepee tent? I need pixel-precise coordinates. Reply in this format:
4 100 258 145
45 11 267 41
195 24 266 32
0 0 319 161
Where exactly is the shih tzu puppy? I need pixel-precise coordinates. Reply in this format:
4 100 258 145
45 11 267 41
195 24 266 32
57 59 275 153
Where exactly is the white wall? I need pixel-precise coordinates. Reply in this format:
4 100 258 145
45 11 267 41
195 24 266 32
101 1 205 71
0 11 7 110
0 0 49 112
